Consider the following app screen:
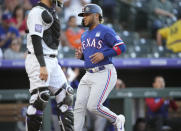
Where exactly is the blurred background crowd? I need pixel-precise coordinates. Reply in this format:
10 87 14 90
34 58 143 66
0 0 181 60
0 0 181 131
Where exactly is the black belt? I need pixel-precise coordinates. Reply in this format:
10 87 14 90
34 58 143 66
28 51 57 58
86 65 105 73
54 83 67 96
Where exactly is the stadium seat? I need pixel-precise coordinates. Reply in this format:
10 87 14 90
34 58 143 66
177 53 181 58
61 47 75 58
152 45 167 58
119 30 139 45
133 38 153 57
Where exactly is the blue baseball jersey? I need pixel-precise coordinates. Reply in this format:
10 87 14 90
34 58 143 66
81 24 124 68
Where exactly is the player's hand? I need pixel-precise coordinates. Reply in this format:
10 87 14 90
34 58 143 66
90 52 104 64
75 47 82 59
40 66 48 81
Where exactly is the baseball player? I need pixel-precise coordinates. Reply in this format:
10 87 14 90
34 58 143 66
75 4 126 131
25 0 74 131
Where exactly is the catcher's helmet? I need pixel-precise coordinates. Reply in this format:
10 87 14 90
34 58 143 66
78 4 103 18
51 0 63 8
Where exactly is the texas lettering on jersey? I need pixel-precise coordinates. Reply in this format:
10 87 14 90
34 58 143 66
82 38 103 50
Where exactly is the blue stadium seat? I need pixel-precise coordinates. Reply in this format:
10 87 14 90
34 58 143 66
134 38 153 57
119 31 139 45
58 46 75 58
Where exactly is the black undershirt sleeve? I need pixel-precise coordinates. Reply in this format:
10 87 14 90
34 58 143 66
31 35 46 67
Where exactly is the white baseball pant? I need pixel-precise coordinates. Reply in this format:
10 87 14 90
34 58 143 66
74 64 118 131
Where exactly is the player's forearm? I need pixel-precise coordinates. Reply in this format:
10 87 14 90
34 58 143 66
155 8 174 18
31 35 46 67
103 44 126 57
156 32 163 46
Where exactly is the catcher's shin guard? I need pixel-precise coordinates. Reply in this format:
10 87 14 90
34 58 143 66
58 107 74 131
57 94 74 131
26 108 43 131
26 87 50 131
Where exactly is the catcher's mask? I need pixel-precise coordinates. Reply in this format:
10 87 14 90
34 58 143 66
51 0 63 8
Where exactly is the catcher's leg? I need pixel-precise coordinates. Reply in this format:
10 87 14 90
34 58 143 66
26 87 50 131
55 83 74 131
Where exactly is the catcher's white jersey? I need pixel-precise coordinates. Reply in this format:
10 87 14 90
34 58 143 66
25 5 67 93
26 6 58 55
